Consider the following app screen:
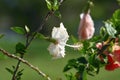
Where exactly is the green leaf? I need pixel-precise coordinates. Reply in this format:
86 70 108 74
88 53 102 75
63 64 72 72
100 27 106 37
54 0 58 6
16 69 24 80
16 42 26 54
78 65 85 73
54 11 61 18
11 27 25 35
111 9 120 32
82 41 91 51
63 59 77 72
36 33 46 39
77 57 88 64
99 26 109 41
65 73 77 80
86 65 96 76
53 0 59 11
88 53 95 65
112 9 120 21
104 22 117 38
45 0 52 10
83 70 87 80
36 33 57 43
5 68 14 75
89 53 100 68
64 58 86 73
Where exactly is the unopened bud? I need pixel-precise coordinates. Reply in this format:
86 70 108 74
25 25 30 33
78 12 95 40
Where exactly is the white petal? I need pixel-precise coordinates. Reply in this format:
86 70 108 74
52 22 69 43
48 22 69 59
80 13 84 19
48 43 65 59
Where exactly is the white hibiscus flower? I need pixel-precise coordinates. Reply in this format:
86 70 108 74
48 23 82 59
48 23 69 59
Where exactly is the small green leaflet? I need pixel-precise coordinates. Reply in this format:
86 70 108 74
53 0 59 11
11 27 25 35
104 22 117 38
45 0 59 11
45 0 52 10
5 67 14 75
54 11 61 18
112 9 120 20
16 42 26 54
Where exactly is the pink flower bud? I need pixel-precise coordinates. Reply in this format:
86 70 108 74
78 12 95 40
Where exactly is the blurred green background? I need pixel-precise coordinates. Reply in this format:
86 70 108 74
0 0 120 80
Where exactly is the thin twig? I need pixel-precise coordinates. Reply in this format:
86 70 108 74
12 10 54 80
26 11 54 48
0 48 51 80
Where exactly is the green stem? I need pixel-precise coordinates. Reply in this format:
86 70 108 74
76 72 83 80
11 55 23 80
83 0 93 14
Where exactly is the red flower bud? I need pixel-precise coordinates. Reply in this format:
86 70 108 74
78 12 95 40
